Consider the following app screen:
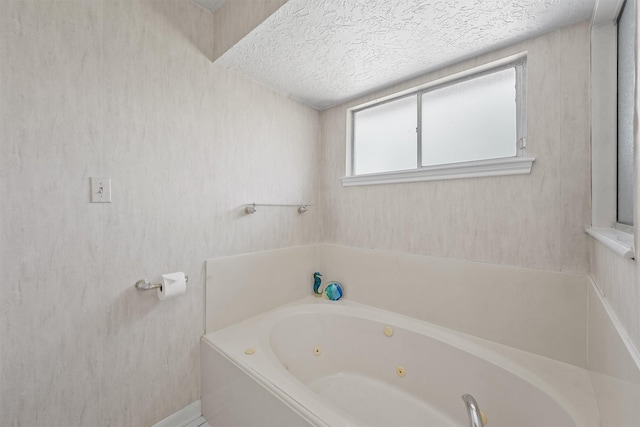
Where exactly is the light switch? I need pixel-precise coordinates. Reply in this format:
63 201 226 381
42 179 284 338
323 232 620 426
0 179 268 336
90 177 112 203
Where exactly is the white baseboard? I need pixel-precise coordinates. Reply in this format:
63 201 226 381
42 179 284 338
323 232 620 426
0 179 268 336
152 400 202 427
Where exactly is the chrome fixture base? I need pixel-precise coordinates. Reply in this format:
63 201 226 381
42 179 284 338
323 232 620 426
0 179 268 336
462 394 485 427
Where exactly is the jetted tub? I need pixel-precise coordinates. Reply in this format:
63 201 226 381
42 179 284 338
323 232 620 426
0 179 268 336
201 297 598 427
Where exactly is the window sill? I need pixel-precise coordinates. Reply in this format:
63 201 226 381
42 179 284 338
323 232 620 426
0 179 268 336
341 157 535 187
586 227 635 259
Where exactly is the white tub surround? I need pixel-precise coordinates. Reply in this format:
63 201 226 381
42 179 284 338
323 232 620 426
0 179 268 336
589 239 640 356
588 279 640 427
151 401 204 427
320 244 588 367
206 244 588 367
205 245 322 332
202 298 598 427
201 344 315 427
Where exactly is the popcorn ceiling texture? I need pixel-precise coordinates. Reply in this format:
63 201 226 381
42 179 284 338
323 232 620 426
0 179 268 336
218 0 596 109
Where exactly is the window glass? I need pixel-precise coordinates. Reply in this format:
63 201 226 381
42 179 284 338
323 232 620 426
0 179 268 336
421 68 517 166
617 0 635 226
353 95 417 175
349 59 525 180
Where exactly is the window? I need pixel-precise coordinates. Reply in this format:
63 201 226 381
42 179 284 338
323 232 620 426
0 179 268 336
617 0 635 227
587 0 635 258
353 95 417 175
343 54 533 186
421 68 517 166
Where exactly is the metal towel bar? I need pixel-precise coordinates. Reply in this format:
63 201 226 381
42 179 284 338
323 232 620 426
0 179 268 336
244 203 314 214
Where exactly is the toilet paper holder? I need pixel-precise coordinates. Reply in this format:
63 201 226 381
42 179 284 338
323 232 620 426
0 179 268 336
135 273 189 291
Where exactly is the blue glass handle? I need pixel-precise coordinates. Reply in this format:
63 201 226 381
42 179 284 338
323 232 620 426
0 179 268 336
313 272 323 296
313 272 343 300
325 282 343 301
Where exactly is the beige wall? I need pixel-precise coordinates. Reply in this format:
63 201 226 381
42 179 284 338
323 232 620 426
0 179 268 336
0 1 320 425
320 21 591 275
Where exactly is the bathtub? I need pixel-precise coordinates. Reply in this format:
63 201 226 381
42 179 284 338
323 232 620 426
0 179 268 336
201 297 598 427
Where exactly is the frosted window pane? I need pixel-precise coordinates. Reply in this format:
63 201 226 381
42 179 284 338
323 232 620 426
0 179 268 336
353 95 417 175
617 0 634 226
421 68 517 166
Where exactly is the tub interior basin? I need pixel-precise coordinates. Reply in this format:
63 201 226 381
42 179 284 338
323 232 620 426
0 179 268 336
269 310 578 427
309 372 458 427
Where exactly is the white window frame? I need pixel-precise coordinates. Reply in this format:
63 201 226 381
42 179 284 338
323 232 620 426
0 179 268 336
342 52 535 187
588 0 636 259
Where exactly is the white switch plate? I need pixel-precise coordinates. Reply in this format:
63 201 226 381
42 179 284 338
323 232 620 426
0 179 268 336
90 177 112 203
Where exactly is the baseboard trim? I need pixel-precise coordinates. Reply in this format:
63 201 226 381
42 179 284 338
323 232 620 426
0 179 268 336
152 400 202 427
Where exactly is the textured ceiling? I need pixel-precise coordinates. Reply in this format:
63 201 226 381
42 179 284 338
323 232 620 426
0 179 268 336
217 0 596 110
